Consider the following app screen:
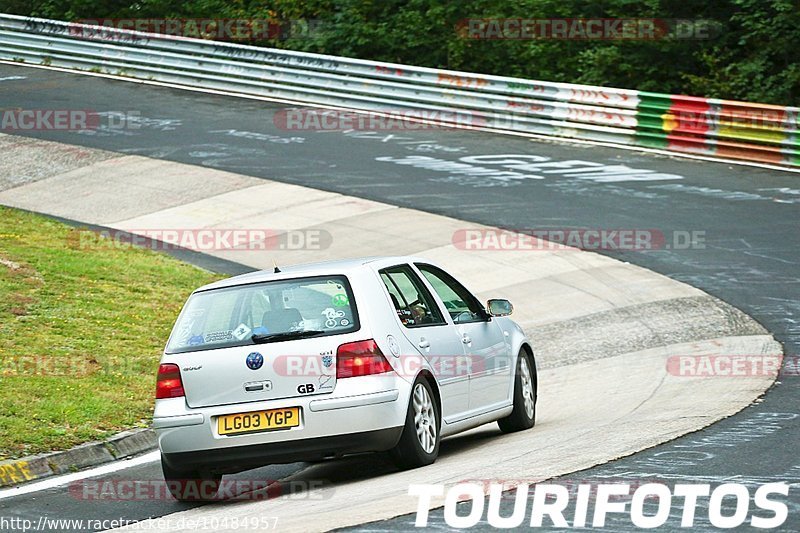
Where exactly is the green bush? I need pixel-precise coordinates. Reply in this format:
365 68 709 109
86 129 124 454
9 0 799 105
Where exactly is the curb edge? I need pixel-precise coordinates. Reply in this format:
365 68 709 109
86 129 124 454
0 428 156 488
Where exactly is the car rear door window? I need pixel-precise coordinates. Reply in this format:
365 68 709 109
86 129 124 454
380 266 445 328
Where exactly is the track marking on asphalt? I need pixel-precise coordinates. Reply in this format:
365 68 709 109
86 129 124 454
0 133 787 529
0 451 159 500
2 60 799 175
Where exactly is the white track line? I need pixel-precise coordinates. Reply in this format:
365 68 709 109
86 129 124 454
0 450 159 500
2 60 799 175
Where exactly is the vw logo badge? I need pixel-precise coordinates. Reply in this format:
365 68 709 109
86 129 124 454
246 352 264 370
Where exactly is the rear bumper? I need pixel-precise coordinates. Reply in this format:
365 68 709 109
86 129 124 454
154 374 411 472
161 426 403 474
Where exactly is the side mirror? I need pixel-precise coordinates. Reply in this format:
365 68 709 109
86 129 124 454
487 299 513 317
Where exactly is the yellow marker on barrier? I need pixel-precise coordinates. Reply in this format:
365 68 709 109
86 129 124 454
0 461 35 485
661 112 678 132
17 461 33 480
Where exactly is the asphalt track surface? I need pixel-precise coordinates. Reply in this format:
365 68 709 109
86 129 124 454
0 63 798 531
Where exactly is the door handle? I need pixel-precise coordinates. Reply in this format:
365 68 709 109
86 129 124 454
461 335 471 344
418 339 430 349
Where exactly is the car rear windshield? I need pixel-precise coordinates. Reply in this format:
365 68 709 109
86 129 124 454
166 275 359 354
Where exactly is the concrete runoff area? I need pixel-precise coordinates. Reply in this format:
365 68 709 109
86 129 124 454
0 134 782 532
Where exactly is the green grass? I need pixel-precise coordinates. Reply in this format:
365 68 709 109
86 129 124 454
0 207 221 459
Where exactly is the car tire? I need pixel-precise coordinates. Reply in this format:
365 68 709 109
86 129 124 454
390 376 441 469
497 350 537 433
162 458 222 502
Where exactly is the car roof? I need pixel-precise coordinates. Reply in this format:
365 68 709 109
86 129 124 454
194 256 433 293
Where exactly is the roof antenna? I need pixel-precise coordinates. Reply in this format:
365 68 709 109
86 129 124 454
273 260 281 273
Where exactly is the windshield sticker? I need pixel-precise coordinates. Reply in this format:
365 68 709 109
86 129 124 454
322 308 345 328
340 318 350 327
188 334 205 346
204 330 233 343
232 323 252 341
332 294 349 307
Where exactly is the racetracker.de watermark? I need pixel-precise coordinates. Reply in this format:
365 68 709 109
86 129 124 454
71 18 325 40
274 108 487 131
0 109 141 131
663 110 800 130
69 478 325 501
273 354 492 379
457 18 720 40
69 228 332 252
0 355 146 378
1 110 96 131
453 229 706 251
278 107 797 134
667 355 798 377
0 516 278 532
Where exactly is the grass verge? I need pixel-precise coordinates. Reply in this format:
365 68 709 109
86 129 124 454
0 207 221 459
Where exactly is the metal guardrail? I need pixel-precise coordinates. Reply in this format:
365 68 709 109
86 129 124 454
0 14 798 167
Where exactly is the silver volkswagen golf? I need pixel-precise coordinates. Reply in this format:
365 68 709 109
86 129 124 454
155 257 536 500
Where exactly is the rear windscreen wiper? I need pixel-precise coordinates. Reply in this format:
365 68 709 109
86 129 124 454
251 330 325 344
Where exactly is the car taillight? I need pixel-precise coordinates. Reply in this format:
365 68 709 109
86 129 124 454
156 363 185 399
336 339 394 378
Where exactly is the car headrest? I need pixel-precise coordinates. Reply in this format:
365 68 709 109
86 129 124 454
262 308 303 332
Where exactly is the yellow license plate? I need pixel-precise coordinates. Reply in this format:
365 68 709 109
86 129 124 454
217 407 301 436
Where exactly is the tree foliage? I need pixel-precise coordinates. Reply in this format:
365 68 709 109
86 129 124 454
7 0 799 104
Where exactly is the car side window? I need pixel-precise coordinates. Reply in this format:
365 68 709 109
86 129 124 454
380 266 445 328
415 264 487 324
